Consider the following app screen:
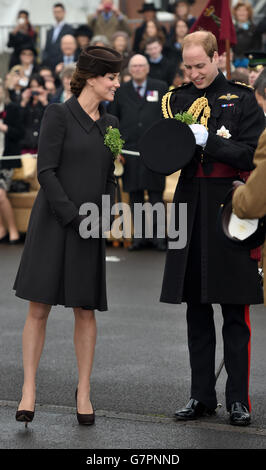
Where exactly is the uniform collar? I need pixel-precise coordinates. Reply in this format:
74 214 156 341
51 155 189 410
65 95 109 136
192 71 227 95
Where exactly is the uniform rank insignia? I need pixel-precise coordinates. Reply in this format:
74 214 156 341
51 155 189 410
218 93 239 100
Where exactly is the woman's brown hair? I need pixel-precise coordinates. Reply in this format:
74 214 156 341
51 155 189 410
139 19 166 52
70 69 96 97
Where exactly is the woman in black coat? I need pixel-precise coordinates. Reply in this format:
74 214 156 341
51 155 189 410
7 10 37 70
20 74 48 154
14 46 122 427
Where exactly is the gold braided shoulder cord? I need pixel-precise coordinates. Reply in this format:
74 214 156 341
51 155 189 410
187 97 211 129
162 92 211 129
161 91 174 118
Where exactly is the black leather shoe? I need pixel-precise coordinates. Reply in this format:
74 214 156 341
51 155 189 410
229 402 251 426
175 399 216 421
9 237 21 245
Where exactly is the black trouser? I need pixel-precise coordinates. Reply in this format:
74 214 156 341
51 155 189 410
129 190 165 240
186 303 251 411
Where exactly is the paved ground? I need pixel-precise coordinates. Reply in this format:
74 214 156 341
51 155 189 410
0 243 266 451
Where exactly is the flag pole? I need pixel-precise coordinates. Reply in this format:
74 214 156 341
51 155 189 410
226 0 232 79
225 38 231 80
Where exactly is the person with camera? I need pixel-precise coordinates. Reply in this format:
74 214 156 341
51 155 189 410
19 75 48 156
88 0 131 43
5 65 29 104
7 10 37 70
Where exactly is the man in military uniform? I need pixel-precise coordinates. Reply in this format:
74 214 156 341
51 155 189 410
246 51 266 87
160 31 265 425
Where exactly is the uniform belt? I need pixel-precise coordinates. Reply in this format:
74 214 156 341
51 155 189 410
195 162 250 180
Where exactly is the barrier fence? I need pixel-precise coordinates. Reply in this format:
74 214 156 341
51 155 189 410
0 149 140 160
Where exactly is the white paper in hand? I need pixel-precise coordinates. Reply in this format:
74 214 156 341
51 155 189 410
228 213 259 241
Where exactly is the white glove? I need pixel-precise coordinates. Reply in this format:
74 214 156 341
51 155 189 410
189 124 209 147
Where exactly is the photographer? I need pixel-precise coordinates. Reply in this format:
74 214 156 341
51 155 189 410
5 65 29 104
20 75 48 155
87 0 131 42
7 10 37 69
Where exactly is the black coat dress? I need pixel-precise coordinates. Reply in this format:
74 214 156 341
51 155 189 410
108 78 168 192
14 96 117 311
160 72 265 305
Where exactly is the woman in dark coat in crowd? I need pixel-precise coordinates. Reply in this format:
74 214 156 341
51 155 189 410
19 74 49 155
232 2 262 64
14 46 122 427
112 31 133 71
0 81 24 243
7 10 37 70
168 0 196 30
138 19 168 54
167 18 189 66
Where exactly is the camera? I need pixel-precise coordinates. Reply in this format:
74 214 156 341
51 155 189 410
18 78 29 87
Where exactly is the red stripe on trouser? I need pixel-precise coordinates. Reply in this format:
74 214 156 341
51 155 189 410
244 305 251 411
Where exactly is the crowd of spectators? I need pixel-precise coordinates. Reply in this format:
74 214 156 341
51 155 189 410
3 1 266 104
0 0 266 242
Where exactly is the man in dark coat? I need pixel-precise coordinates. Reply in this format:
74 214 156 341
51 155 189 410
145 37 175 86
160 31 265 425
108 54 168 250
42 3 74 71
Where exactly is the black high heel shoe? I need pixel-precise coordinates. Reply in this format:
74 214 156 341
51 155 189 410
75 388 95 425
0 233 8 244
16 407 35 428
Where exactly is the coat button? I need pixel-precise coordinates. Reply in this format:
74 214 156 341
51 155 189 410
33 131 39 136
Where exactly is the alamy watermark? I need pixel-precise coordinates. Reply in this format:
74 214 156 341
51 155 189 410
77 196 187 250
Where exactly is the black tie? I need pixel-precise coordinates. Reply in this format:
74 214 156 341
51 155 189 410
137 86 142 98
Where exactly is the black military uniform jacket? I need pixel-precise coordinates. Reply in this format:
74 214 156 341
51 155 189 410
160 72 265 305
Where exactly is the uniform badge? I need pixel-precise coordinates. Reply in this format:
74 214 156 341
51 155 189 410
146 90 159 102
216 126 231 139
218 93 239 100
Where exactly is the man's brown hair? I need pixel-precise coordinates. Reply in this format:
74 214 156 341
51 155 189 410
182 31 218 60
